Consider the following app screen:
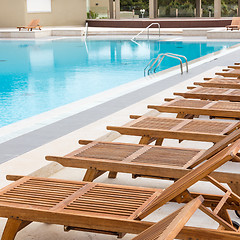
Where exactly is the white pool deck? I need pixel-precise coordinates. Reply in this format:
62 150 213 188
0 30 240 239
0 25 240 39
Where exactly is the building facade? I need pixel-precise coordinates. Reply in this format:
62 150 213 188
0 0 86 27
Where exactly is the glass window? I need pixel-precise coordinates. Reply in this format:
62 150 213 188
27 0 51 13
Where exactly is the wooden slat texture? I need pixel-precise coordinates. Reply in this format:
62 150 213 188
0 178 86 210
216 69 240 78
107 116 239 143
138 139 240 219
0 177 160 220
64 142 202 167
46 130 240 191
148 99 240 118
2 140 240 239
46 137 240 194
174 87 240 102
194 78 240 89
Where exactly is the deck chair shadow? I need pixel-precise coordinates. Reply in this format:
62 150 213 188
17 19 42 31
2 140 240 239
226 17 240 30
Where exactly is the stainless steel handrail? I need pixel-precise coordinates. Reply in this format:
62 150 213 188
145 53 188 76
154 54 183 74
165 53 188 72
84 22 88 40
144 58 156 76
131 23 160 41
144 53 164 76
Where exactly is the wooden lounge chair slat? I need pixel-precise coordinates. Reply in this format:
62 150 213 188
107 116 239 143
174 87 240 102
0 177 161 221
132 196 204 240
2 141 240 239
138 139 240 219
194 78 240 89
216 69 240 78
149 98 240 118
65 141 201 167
46 129 240 195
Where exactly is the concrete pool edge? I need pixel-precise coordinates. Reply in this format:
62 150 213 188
0 39 240 144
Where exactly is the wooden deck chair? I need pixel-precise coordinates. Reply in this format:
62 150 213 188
46 128 240 194
226 17 240 30
17 19 42 31
148 98 240 119
132 196 204 240
2 140 240 239
216 68 240 78
194 77 240 89
228 65 240 70
106 116 240 145
174 86 240 102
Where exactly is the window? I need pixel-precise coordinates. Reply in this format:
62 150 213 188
27 0 51 13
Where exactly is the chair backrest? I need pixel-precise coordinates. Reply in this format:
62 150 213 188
231 17 240 25
28 19 40 27
138 139 240 219
189 128 240 168
132 196 203 240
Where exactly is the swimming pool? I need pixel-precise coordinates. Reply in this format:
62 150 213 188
0 39 237 128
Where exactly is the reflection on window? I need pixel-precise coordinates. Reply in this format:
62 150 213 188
27 0 51 13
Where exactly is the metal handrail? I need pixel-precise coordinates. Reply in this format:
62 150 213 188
165 53 188 72
131 23 160 41
144 53 164 76
154 54 183 74
145 53 165 76
84 22 88 40
144 58 156 76
148 53 165 75
145 53 188 76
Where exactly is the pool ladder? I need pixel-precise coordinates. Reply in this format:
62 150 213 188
84 22 88 40
131 23 160 41
144 53 188 76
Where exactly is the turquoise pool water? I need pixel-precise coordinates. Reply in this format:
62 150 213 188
0 39 237 127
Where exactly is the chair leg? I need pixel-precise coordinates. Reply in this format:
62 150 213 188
83 168 98 181
83 168 106 182
155 138 163 146
217 208 233 227
108 171 118 179
176 112 186 118
139 136 151 144
1 218 26 240
228 182 240 196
